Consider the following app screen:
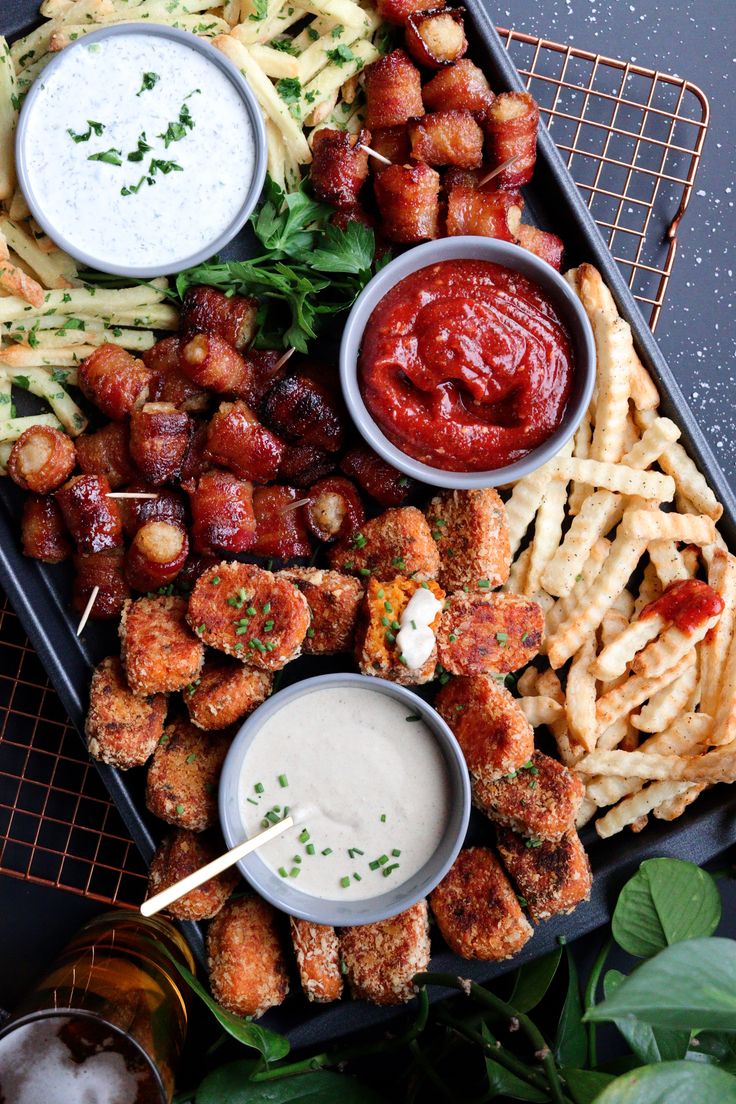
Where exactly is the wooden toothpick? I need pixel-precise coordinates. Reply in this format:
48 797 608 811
478 152 522 187
76 585 99 637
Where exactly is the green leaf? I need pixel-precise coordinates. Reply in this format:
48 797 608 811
310 222 375 275
195 1066 384 1103
555 945 587 1068
592 1061 736 1104
481 1025 547 1102
612 859 721 958
562 1069 615 1104
686 1031 736 1073
603 970 689 1064
509 947 563 1013
585 938 736 1033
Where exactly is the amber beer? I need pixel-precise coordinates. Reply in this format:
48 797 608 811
0 911 194 1104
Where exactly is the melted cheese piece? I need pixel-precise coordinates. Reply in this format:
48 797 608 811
396 587 444 670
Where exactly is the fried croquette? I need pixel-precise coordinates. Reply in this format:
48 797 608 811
186 659 272 731
145 719 230 831
279 567 363 655
207 896 289 1018
425 488 511 592
434 674 534 781
187 561 310 670
496 827 592 922
120 595 204 695
339 900 430 1005
355 576 445 685
290 917 343 1003
85 656 166 768
329 506 440 582
430 847 532 959
437 592 544 674
473 750 585 841
147 829 238 921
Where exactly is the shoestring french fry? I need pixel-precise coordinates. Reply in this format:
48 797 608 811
0 38 17 202
0 411 63 441
0 367 87 435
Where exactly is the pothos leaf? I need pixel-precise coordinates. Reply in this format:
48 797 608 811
509 947 563 1014
481 1025 548 1102
612 858 721 958
603 970 689 1065
562 1069 616 1104
195 1066 384 1104
554 945 587 1069
592 1061 736 1104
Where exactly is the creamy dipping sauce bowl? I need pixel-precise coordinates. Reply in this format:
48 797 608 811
15 25 267 277
219 674 471 926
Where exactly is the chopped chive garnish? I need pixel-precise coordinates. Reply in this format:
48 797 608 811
261 819 270 829
359 567 371 576
377 588 385 598
496 632 508 644
353 533 367 548
197 623 205 633
298 828 310 843
384 601 393 612
255 782 264 793
448 633 457 642
352 847 364 855
290 867 300 877
377 854 389 866
420 581 429 589
306 628 316 638
369 859 380 871
521 631 529 642
383 863 400 877
385 631 396 644
405 714 420 722
478 579 490 588
380 813 386 823
185 752 197 764
262 601 271 613
278 866 288 878
353 872 362 881
278 774 288 788
293 855 302 864
246 605 257 616
210 576 220 585
247 797 258 805
321 847 333 856
264 619 275 632
340 876 351 888
411 619 417 630
391 619 400 631
306 843 316 855
392 848 402 857
381 616 390 627
175 803 185 815
266 810 280 824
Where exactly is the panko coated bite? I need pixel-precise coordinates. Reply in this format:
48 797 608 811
290 917 343 1003
437 592 544 675
187 561 310 670
473 750 585 841
355 576 445 685
496 826 592 923
207 896 289 1018
425 488 511 592
147 829 238 921
86 656 166 769
186 659 272 731
339 901 430 1006
279 567 363 655
329 506 440 582
430 847 532 960
435 674 534 781
120 595 204 696
145 719 230 831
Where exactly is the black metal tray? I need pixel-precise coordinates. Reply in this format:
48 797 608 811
3 0 736 1049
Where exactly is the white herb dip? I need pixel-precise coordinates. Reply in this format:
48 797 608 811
21 33 256 271
239 686 451 901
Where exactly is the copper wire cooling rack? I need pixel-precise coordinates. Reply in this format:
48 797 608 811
0 31 710 908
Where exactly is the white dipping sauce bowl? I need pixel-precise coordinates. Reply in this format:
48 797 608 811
219 673 471 926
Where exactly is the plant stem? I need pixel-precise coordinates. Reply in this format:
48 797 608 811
584 937 612 1069
249 989 429 1082
415 972 569 1104
433 1005 552 1096
409 1039 455 1100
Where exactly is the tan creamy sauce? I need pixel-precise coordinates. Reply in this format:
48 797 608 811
239 686 451 900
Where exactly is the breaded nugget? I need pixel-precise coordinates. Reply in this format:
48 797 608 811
145 719 230 831
290 917 343 1003
187 562 310 670
207 896 289 1018
426 489 511 592
329 506 440 582
147 829 238 921
473 750 585 841
120 596 204 696
186 659 272 731
280 567 363 655
496 827 592 923
339 901 430 1005
430 847 532 960
437 592 543 674
355 576 445 685
435 674 534 781
86 656 166 769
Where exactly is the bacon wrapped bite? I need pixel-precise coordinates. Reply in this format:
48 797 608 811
73 550 129 621
516 224 564 270
365 49 424 129
21 495 72 563
340 445 414 507
422 58 494 116
304 476 365 543
56 475 123 553
311 128 371 209
251 486 312 559
129 403 191 485
485 91 539 188
180 286 258 350
446 186 521 239
205 401 284 483
146 337 210 414
368 126 410 173
261 368 346 453
374 163 440 243
125 521 189 593
76 422 138 489
377 0 441 23
278 443 336 488
118 484 187 539
179 332 253 396
7 425 75 494
78 344 152 421
405 7 467 67
409 110 484 168
186 470 256 555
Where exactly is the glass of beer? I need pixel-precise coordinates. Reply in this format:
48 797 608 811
0 910 195 1104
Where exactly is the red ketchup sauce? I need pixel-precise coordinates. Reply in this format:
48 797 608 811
640 578 724 633
359 259 574 472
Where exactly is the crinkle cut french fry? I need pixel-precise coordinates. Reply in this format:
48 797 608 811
631 663 699 733
635 407 723 521
545 537 611 636
595 779 696 838
591 613 664 682
709 602 736 748
504 454 559 556
648 539 692 587
525 462 570 595
677 741 736 784
594 649 695 734
652 783 706 821
633 560 662 619
517 695 564 727
631 616 721 681
620 508 717 546
535 668 583 767
699 550 736 720
589 312 632 464
501 544 531 595
611 587 635 620
568 401 592 516
577 749 687 780
565 635 598 751
552 456 674 501
516 666 539 697
0 38 18 201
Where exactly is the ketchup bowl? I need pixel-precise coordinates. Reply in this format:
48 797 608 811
340 237 595 489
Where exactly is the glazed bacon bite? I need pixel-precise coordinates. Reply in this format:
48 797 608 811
180 286 258 350
408 111 484 168
78 343 152 421
340 445 414 507
368 126 410 173
125 521 189 593
73 550 129 620
187 561 310 669
179 420 212 483
179 332 253 395
119 484 187 539
446 186 521 240
76 422 138 489
129 403 191 485
146 337 210 414
120 595 204 695
7 425 76 494
278 443 336 488
485 91 539 188
186 470 256 555
56 474 123 553
374 163 440 243
364 49 424 129
251 486 312 559
405 7 467 67
238 348 289 409
377 0 442 23
311 128 371 209
516 224 564 270
205 400 284 483
21 495 72 563
304 475 365 542
261 368 346 453
422 58 494 116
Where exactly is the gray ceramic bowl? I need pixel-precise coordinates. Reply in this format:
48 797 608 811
219 673 471 926
340 236 596 489
14 24 267 278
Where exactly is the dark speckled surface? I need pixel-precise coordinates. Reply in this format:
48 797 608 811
501 0 736 481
